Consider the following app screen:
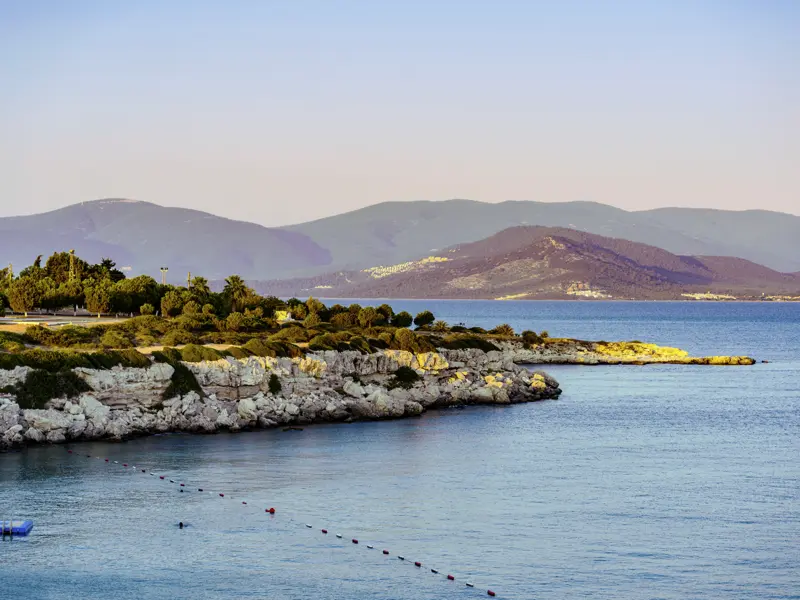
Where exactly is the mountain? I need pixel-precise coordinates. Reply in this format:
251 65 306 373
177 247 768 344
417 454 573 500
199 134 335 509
252 226 800 300
0 199 331 282
287 200 800 273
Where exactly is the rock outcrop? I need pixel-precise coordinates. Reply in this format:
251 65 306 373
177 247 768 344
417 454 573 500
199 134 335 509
0 348 561 450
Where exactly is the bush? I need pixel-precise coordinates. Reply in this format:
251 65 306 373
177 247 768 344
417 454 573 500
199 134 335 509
450 325 469 333
225 346 250 359
388 366 420 390
100 329 134 349
469 327 487 334
270 326 312 343
8 369 92 409
140 303 155 315
202 303 215 316
490 324 515 337
180 344 225 362
161 329 197 346
521 330 544 346
391 328 435 353
440 335 499 352
225 311 245 332
540 330 549 339
358 307 380 328
268 373 282 394
152 349 203 399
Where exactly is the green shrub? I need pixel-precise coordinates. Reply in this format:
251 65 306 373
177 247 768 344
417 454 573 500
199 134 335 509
469 327 487 334
180 344 225 362
161 329 197 346
152 348 203 399
432 320 450 333
391 311 413 328
225 346 251 359
182 300 200 315
268 373 281 395
140 303 155 315
390 328 435 353
100 329 134 349
270 326 312 343
303 312 322 327
9 369 92 409
330 312 357 328
521 330 544 346
440 335 499 352
388 365 421 390
450 325 469 333
490 324 515 337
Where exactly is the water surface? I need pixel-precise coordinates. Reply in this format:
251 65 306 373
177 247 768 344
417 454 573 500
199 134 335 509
2 301 798 599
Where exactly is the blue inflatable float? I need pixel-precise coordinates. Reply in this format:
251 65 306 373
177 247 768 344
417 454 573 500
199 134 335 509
1 520 34 536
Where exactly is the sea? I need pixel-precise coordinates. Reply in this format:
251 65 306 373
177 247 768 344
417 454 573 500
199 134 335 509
2 301 798 600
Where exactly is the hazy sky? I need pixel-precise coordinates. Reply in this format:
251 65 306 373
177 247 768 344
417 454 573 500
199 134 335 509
1 0 798 225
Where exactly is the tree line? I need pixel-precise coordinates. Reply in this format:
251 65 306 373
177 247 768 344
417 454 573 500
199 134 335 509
0 251 439 329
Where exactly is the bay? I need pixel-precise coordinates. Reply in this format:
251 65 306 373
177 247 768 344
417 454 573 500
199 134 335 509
2 301 798 599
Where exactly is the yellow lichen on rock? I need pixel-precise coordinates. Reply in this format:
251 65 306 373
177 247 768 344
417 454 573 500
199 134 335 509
594 342 689 359
447 370 469 384
383 350 449 373
484 373 509 388
294 356 327 377
530 373 547 390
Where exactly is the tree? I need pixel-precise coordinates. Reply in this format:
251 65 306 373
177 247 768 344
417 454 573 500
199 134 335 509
45 251 88 285
161 290 184 317
189 276 211 303
304 312 322 327
306 296 325 314
357 306 379 328
182 300 201 315
377 304 394 321
291 303 308 319
202 303 215 316
223 275 253 313
432 320 450 333
8 277 38 316
85 281 111 317
331 312 356 328
391 311 413 328
413 310 435 328
140 303 155 315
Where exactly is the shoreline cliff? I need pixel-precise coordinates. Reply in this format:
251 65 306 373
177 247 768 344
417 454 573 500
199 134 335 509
0 341 755 451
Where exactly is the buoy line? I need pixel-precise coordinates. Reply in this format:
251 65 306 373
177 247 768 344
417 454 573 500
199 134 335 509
63 447 499 597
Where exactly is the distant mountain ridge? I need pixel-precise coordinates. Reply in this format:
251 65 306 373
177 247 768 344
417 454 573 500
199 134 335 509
287 199 800 273
0 199 331 281
252 226 800 300
1 198 799 283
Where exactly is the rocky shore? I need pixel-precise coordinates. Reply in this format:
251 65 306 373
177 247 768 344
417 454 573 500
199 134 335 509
0 347 561 450
0 340 755 450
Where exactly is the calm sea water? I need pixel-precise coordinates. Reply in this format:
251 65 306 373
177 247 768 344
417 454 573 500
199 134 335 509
2 301 798 599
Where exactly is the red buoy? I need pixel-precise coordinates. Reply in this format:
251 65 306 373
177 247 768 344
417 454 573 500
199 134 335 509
414 561 422 567
180 483 185 486
383 550 389 555
321 529 328 534
123 464 127 467
68 450 73 454
219 493 225 497
352 539 358 544
242 501 247 505
488 591 496 597
268 508 275 514
447 575 455 581
159 476 165 479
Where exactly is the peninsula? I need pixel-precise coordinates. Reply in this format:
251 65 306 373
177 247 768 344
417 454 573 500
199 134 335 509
0 252 754 450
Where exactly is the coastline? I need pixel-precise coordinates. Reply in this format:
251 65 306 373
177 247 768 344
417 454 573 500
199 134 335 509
0 341 754 451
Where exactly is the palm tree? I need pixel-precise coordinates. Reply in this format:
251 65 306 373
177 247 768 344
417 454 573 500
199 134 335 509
223 275 250 313
190 276 211 302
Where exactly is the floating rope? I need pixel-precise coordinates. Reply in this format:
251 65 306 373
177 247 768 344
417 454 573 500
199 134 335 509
62 446 501 597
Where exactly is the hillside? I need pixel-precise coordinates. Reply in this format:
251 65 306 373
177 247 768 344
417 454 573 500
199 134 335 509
287 200 800 273
0 199 331 282
3 199 799 283
252 226 800 300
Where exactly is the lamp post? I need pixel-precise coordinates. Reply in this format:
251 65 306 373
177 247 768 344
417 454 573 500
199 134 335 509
160 267 168 285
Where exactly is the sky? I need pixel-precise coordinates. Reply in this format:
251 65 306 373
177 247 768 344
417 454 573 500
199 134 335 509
1 0 798 225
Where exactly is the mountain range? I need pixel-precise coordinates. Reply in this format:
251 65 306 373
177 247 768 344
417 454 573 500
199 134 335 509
1 199 799 297
251 226 800 300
